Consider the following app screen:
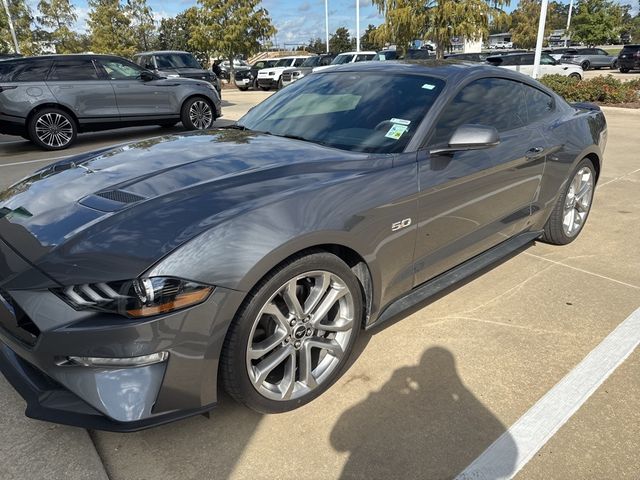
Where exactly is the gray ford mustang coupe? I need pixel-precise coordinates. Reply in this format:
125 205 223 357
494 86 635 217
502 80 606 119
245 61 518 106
0 61 606 431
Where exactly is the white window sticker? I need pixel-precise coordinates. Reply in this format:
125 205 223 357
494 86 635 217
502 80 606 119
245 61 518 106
390 118 411 125
421 83 436 90
385 124 408 140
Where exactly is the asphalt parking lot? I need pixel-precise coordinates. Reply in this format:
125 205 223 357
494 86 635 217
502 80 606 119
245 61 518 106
0 89 638 480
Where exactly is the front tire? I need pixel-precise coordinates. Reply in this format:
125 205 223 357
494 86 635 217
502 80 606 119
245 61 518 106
569 72 581 79
541 158 596 245
181 97 215 130
620 67 630 73
28 108 77 150
581 60 590 70
221 252 363 413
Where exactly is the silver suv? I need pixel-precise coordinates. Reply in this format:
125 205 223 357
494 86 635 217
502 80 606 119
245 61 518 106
0 54 222 150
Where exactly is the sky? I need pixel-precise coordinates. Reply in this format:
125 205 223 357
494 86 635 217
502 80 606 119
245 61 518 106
38 0 638 45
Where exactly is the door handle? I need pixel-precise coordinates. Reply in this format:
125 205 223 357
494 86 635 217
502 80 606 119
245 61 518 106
525 146 544 159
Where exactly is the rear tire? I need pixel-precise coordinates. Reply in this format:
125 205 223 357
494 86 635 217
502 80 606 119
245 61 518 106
181 97 215 130
221 251 363 413
260 86 270 91
277 78 283 90
620 67 630 73
541 158 596 245
28 108 77 151
237 86 249 91
581 60 590 70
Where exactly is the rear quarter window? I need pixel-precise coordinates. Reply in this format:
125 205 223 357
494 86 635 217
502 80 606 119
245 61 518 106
5 60 52 82
523 85 554 124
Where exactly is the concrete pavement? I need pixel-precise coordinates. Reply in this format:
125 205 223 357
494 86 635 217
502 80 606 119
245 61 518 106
0 94 638 480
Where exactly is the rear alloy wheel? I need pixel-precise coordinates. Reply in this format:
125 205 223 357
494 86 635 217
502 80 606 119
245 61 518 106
181 97 214 130
28 108 77 150
541 158 595 245
580 60 590 70
221 252 362 413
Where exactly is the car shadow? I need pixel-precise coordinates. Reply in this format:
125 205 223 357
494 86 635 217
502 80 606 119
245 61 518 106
330 346 518 480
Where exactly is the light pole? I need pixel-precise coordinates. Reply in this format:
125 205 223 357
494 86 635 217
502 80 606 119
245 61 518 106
565 0 574 47
1 0 20 54
356 0 360 52
325 0 329 53
532 0 549 79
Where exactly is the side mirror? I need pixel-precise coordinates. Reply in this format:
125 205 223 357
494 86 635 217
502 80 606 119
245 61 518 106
140 71 155 82
430 124 500 155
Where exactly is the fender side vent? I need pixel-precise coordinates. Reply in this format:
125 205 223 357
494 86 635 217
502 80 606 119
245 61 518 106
95 190 146 204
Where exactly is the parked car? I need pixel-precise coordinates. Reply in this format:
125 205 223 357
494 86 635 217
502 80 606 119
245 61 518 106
257 56 310 90
280 54 335 87
313 51 377 72
560 48 618 70
0 54 221 150
486 52 583 79
542 48 572 61
0 61 606 431
219 59 251 81
133 50 221 94
444 52 491 62
490 41 513 49
235 58 279 90
617 44 640 72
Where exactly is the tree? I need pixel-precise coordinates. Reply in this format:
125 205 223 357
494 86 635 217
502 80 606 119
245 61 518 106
306 37 327 54
572 0 621 46
0 0 41 55
87 0 135 56
329 26 352 53
360 24 383 51
189 0 277 72
511 0 548 49
37 0 78 53
126 0 155 51
373 0 510 59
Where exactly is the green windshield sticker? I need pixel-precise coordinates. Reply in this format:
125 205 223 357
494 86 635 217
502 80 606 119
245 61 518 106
390 118 411 125
385 124 408 140
422 83 436 90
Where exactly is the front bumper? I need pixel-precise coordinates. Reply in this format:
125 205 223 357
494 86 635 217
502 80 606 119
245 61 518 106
0 238 246 430
257 77 277 88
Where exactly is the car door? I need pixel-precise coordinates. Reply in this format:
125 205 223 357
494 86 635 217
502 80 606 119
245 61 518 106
45 58 119 121
594 48 612 67
95 57 176 117
412 77 547 285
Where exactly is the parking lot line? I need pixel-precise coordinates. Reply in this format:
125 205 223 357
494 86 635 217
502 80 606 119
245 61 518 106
0 154 73 168
455 306 640 480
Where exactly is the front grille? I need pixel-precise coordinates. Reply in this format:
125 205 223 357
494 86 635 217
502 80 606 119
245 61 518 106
0 288 40 346
96 190 145 204
282 73 292 81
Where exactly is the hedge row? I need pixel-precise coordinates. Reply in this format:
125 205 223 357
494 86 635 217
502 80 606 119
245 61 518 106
539 75 640 105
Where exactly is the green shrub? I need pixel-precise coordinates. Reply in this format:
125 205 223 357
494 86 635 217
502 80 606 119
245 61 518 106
539 74 640 104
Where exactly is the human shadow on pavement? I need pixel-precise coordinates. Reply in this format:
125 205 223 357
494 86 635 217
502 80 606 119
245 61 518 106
330 346 517 480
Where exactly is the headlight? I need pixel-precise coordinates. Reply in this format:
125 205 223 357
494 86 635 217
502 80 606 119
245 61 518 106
53 277 213 318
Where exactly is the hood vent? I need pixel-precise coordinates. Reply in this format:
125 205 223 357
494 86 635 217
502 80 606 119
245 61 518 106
95 190 146 204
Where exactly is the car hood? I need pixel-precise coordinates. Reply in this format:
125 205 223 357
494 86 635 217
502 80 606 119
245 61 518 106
259 67 291 75
158 67 211 76
0 130 369 285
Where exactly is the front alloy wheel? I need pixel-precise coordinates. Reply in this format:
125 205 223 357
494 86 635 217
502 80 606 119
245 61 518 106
222 252 362 413
28 108 77 150
181 97 214 130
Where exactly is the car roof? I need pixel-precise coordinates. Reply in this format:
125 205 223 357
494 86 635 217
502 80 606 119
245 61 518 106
336 51 377 55
134 51 191 55
2 53 131 63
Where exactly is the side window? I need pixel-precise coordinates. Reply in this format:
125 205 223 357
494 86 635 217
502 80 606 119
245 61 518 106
429 78 527 146
524 85 554 124
10 60 52 82
596 49 608 56
97 58 144 80
540 54 556 65
293 58 305 67
48 59 99 81
140 56 154 70
321 56 333 66
254 62 264 69
355 54 370 62
519 55 533 65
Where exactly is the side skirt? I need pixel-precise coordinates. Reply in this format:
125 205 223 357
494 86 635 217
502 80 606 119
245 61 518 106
367 230 543 330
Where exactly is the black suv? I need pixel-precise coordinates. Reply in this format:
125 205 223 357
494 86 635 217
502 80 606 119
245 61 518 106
0 54 221 150
235 59 278 91
133 51 221 94
618 44 640 72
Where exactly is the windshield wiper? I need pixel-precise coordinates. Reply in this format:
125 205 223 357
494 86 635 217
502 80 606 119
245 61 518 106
261 131 309 142
220 123 248 130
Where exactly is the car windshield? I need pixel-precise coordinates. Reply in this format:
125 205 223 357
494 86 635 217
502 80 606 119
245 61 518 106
332 54 355 65
301 56 321 67
275 58 292 67
238 72 445 154
155 53 201 69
